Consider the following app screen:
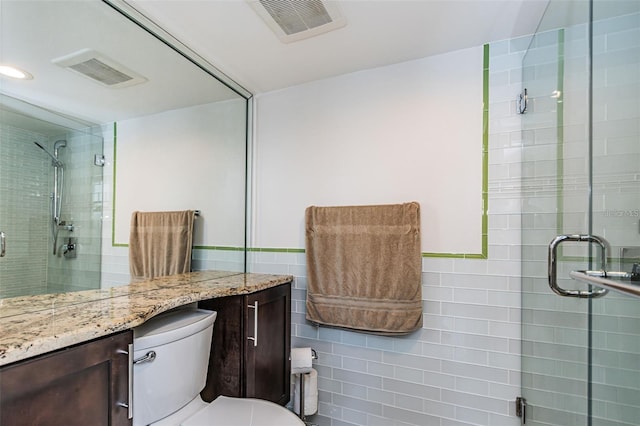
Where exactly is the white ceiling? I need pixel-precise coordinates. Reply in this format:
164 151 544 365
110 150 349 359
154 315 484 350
0 0 241 125
127 0 551 94
0 0 550 127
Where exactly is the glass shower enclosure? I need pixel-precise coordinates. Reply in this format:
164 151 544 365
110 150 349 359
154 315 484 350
0 96 104 298
521 0 640 424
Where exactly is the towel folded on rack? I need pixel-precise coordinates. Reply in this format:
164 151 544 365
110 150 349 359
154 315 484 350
305 202 423 335
129 210 195 282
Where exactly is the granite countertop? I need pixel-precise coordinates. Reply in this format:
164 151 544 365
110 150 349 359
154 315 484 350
0 271 293 367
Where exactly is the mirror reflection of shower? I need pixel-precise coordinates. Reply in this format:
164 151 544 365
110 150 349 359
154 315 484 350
34 140 67 254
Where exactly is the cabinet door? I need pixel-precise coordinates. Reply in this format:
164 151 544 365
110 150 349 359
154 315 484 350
245 283 291 405
0 331 132 426
199 295 245 401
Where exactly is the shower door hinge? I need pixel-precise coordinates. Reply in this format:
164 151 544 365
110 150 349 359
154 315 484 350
516 396 527 424
94 154 105 167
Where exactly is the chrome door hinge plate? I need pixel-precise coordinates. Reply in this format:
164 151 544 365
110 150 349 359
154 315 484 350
516 396 527 424
94 154 105 166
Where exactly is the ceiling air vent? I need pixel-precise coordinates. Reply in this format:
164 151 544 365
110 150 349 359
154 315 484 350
52 48 147 89
247 0 347 43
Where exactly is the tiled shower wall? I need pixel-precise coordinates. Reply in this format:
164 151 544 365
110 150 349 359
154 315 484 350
521 6 640 426
0 124 103 297
592 9 640 255
0 125 50 297
46 129 104 293
590 7 640 426
248 38 529 426
520 22 594 425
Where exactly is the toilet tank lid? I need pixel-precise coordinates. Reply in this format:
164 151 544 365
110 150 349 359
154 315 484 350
133 308 217 351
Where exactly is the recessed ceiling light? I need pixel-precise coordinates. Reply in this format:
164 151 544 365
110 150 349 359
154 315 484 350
0 65 33 80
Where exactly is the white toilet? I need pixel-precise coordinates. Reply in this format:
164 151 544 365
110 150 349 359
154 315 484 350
132 308 305 426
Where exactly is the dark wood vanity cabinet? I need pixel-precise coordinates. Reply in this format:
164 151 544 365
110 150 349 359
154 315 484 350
199 282 291 406
0 330 132 426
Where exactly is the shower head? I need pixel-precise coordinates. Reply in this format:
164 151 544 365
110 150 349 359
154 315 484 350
34 141 63 168
53 140 67 162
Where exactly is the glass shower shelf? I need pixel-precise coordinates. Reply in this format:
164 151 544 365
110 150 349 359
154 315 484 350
570 270 640 299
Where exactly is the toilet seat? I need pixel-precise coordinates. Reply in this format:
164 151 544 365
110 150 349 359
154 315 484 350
181 396 305 426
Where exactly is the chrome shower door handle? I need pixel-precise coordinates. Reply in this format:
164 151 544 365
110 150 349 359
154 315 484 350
0 231 5 257
548 234 608 298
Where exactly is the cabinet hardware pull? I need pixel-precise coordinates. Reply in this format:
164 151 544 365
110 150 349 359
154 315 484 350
133 350 156 364
248 301 258 347
116 344 134 419
0 231 5 257
127 344 133 419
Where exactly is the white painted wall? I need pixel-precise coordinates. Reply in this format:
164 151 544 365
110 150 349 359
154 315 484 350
252 46 484 255
101 98 248 286
113 99 246 248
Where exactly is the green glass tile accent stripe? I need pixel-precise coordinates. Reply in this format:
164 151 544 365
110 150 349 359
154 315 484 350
250 44 491 260
112 122 127 247
422 252 487 259
555 29 568 261
248 247 305 254
194 246 246 251
479 43 490 259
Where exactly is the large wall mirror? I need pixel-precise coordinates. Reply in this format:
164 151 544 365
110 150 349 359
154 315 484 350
0 0 250 299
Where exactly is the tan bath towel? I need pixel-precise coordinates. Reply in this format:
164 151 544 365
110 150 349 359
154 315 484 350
129 210 195 282
305 202 422 335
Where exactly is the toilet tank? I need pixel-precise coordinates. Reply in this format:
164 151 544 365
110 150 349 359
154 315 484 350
132 308 217 426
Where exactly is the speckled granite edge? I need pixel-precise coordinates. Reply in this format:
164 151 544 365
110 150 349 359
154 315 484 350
0 270 243 319
0 271 293 367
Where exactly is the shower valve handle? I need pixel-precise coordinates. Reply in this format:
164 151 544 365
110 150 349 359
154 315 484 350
61 237 78 258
